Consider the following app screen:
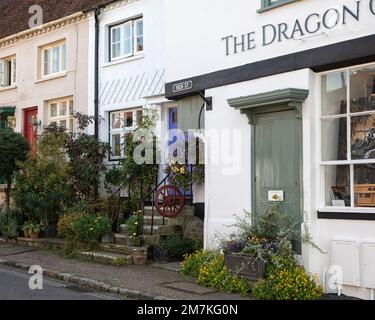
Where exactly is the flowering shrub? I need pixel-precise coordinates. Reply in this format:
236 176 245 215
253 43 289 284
125 213 143 243
165 161 192 190
252 255 323 300
72 215 112 243
181 250 217 278
57 212 87 240
181 250 250 295
197 254 250 295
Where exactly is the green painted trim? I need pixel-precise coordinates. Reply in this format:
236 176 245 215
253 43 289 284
258 0 302 13
0 106 15 115
228 88 309 124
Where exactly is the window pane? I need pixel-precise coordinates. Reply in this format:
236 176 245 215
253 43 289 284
69 118 74 132
44 49 50 76
321 72 347 116
111 27 121 58
322 118 347 161
136 110 143 127
53 46 60 73
123 23 132 55
136 19 143 52
59 101 67 116
60 120 67 129
125 111 133 128
324 165 351 207
350 65 375 113
11 59 16 84
0 61 4 86
61 43 67 71
69 100 73 115
351 114 375 161
50 103 58 118
111 134 122 157
354 164 375 207
111 112 122 129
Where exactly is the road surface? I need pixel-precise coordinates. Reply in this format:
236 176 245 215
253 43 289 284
0 265 127 300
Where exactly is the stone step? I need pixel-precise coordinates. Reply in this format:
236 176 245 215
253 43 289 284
143 234 161 246
143 216 170 226
99 243 147 256
143 225 177 236
114 233 128 245
80 251 133 266
143 206 195 217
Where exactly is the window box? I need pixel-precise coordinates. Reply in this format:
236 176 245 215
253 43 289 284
224 252 266 282
258 0 301 13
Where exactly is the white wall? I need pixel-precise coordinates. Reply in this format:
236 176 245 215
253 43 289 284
0 17 90 134
166 0 375 81
87 0 167 145
204 69 310 246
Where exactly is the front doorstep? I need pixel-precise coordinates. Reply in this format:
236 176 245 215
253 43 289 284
224 252 266 282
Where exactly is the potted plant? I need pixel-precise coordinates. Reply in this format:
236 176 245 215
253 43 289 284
221 205 299 282
29 223 44 239
22 222 33 238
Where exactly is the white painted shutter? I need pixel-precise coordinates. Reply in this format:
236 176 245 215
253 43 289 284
0 60 4 86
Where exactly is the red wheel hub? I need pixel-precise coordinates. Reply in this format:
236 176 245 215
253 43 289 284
155 185 185 218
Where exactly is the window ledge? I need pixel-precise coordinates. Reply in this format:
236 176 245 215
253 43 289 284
103 53 145 68
35 72 67 84
318 208 375 221
257 0 301 13
0 85 17 92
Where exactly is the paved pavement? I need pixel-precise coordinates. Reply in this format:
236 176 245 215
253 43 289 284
0 265 127 300
0 243 250 300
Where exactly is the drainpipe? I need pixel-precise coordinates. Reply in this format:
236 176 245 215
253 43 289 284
94 6 101 140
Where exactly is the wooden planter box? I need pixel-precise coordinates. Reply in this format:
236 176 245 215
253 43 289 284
224 252 266 282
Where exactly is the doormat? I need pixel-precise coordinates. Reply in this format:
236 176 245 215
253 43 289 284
162 281 216 295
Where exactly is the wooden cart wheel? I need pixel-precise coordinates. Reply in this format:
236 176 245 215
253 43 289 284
155 185 185 218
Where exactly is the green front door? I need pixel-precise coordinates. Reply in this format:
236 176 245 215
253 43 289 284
254 109 302 252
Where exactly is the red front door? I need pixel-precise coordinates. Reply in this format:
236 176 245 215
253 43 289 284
24 108 38 156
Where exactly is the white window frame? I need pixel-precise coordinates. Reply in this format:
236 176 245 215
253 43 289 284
109 17 143 62
41 41 67 78
109 108 143 160
0 55 16 87
47 97 74 132
318 62 375 213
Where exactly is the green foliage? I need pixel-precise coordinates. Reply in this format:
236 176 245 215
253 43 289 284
66 133 109 201
57 212 87 239
197 254 250 295
125 214 143 241
112 256 129 267
72 214 112 244
12 125 72 225
0 209 20 239
0 128 30 207
181 250 218 278
252 255 323 300
157 234 202 259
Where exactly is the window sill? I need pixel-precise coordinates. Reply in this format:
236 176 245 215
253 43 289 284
104 53 145 68
318 208 375 220
0 85 17 92
257 0 301 13
35 72 67 84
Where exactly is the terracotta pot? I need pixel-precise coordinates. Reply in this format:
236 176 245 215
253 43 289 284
30 232 39 240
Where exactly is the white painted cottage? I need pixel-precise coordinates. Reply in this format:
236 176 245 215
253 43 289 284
165 0 375 300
